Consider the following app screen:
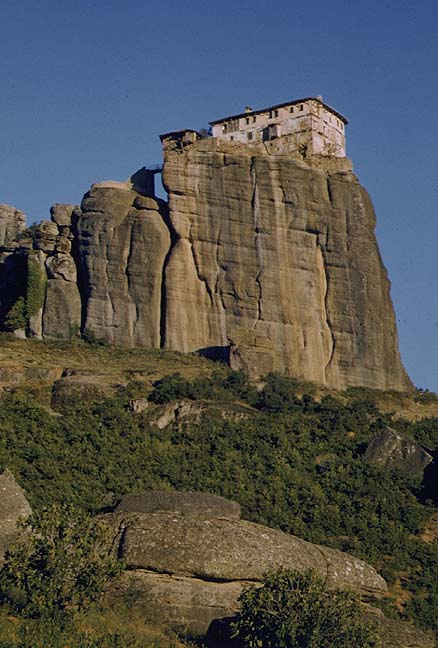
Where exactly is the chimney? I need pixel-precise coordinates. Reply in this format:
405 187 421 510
245 106 253 113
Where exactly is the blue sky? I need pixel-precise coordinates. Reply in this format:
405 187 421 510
1 0 437 390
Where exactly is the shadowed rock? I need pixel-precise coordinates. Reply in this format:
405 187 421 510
0 470 32 563
115 491 241 520
364 427 432 477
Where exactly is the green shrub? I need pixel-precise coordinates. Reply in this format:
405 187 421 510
25 256 47 318
0 504 121 618
4 297 27 331
232 568 380 648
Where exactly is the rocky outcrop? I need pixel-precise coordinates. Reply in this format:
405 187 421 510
0 470 32 563
110 512 386 596
51 370 125 410
364 427 433 477
145 399 256 429
162 139 411 391
75 184 170 348
115 490 241 519
105 490 432 647
0 205 26 246
0 142 411 391
0 207 81 339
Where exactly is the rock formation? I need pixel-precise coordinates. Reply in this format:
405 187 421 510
0 138 412 391
105 490 432 647
0 205 26 246
365 426 433 477
0 469 32 564
75 185 170 348
162 139 410 390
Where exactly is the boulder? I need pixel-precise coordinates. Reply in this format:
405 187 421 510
109 512 386 597
0 470 32 563
50 204 76 228
364 427 433 477
147 399 256 430
51 373 123 410
45 254 77 282
42 279 81 339
115 491 241 520
0 205 26 245
107 571 247 637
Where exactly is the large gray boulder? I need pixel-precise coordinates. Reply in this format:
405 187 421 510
0 470 32 563
116 490 241 520
364 427 433 477
110 512 386 597
105 491 433 646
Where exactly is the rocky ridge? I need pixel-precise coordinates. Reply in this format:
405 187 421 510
0 136 411 391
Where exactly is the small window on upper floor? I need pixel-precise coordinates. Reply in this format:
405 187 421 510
252 115 256 123
247 131 253 141
299 104 303 111
290 106 294 113
246 117 250 125
274 109 279 117
269 110 273 119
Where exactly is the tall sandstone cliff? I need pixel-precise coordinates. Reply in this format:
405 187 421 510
0 139 411 391
161 139 410 391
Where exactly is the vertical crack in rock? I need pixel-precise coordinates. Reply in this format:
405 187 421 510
214 226 228 346
124 218 139 328
326 175 334 206
159 201 176 349
320 247 336 381
250 158 264 327
189 223 213 306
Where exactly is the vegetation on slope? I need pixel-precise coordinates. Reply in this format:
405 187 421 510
0 338 438 642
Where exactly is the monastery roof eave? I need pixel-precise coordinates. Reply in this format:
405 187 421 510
209 97 349 126
159 129 200 142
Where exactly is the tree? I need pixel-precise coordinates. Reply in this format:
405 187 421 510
232 568 380 648
0 504 121 618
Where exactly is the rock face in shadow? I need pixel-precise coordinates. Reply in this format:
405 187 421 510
0 470 32 564
364 427 433 477
75 187 170 348
162 139 411 390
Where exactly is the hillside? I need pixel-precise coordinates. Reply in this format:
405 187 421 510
0 337 438 645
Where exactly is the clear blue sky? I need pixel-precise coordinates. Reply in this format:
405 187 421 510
1 0 437 391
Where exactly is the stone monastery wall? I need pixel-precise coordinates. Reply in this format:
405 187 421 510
210 98 346 157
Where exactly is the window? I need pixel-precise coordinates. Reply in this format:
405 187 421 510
247 131 253 141
274 109 279 117
290 106 294 113
299 104 303 111
269 110 273 119
246 117 250 125
252 115 256 123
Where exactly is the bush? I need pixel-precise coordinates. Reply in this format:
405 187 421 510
4 297 27 331
232 568 380 648
0 504 121 618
